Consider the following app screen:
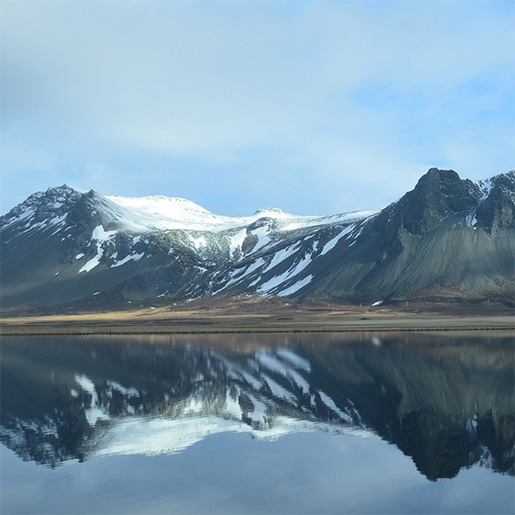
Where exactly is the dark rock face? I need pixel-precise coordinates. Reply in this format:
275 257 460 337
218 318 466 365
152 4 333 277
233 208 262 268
1 169 514 310
394 168 481 235
301 169 515 304
475 172 515 233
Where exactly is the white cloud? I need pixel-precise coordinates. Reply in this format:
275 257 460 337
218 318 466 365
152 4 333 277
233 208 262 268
1 0 513 215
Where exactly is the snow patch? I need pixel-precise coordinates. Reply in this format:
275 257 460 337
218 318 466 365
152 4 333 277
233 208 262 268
258 252 313 295
111 252 145 268
218 258 266 290
250 225 272 253
320 224 355 256
92 225 116 242
2 208 35 229
229 229 247 258
79 225 116 273
280 210 376 232
277 275 313 296
188 234 207 249
261 243 301 274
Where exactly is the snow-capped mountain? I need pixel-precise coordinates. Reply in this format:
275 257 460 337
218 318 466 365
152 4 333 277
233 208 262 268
1 168 514 310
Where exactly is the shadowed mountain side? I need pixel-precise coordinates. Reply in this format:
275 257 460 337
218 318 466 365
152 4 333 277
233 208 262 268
304 219 514 303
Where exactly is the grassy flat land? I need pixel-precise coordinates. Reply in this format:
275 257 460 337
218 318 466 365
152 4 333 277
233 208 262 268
1 297 513 336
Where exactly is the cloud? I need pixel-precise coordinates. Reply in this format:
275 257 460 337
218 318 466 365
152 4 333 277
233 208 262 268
1 0 513 215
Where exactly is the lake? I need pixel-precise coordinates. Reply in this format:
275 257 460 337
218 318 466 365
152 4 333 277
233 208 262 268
1 332 513 514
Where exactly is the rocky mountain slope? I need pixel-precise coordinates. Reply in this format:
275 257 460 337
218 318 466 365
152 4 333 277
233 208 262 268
1 168 514 310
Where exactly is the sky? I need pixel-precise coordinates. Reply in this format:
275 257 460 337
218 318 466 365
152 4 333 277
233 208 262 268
1 0 514 217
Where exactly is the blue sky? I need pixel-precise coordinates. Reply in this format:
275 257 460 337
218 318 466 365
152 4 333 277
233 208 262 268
1 0 514 216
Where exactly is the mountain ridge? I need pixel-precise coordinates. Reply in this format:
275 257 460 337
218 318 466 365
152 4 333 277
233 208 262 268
1 168 514 311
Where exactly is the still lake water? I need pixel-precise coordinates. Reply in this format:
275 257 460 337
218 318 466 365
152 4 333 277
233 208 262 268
1 332 513 514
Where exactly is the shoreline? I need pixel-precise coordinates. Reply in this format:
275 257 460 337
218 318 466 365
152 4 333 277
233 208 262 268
2 301 513 337
1 315 513 336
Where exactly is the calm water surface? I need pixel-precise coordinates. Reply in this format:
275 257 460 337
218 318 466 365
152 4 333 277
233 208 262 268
1 332 513 514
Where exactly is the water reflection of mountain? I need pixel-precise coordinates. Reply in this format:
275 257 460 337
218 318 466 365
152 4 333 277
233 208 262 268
1 333 513 480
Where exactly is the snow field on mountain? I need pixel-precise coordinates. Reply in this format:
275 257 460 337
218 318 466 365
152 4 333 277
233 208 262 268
262 243 302 271
78 225 116 273
188 234 207 249
258 250 314 295
229 228 247 258
110 252 145 268
218 258 266 291
320 224 356 255
220 236 322 296
280 210 376 231
276 275 314 296
104 193 377 233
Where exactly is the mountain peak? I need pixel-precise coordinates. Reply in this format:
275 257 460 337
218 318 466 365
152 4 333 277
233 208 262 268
415 168 463 190
253 207 293 218
394 168 479 234
50 184 90 195
107 194 213 216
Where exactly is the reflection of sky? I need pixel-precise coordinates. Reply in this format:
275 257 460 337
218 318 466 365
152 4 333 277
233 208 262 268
2 431 513 514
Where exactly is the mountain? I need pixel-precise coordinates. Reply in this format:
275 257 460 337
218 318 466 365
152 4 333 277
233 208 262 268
1 333 513 479
1 168 514 311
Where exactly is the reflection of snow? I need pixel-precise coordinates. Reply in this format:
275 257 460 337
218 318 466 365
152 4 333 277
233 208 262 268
256 352 310 393
225 389 243 420
107 380 139 398
318 391 352 422
74 374 110 426
276 348 311 372
94 415 374 458
70 347 370 461
262 374 297 404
